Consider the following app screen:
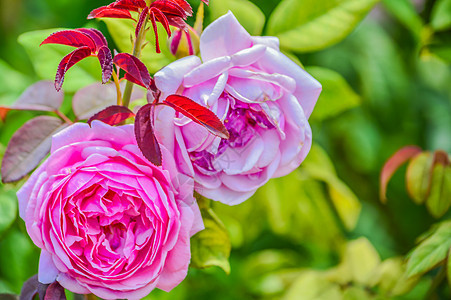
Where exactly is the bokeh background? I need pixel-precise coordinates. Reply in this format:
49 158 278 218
0 0 451 299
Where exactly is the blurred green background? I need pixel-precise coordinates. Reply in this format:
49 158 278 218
1 0 451 299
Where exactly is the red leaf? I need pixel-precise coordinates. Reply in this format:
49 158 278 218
97 46 113 83
1 116 67 183
55 46 92 91
88 6 133 19
380 145 423 202
44 282 66 300
169 0 193 16
152 7 171 36
201 0 209 4
164 94 229 139
41 30 96 52
0 107 10 122
135 104 162 166
149 12 161 53
152 0 189 17
136 6 150 38
112 0 147 11
113 53 152 88
20 274 49 300
75 28 108 50
88 105 135 126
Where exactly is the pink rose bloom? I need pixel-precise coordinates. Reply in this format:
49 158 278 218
17 121 203 300
155 12 322 205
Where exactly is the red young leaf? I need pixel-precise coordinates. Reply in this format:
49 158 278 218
135 104 162 166
149 12 162 53
44 282 66 300
114 53 152 88
201 0 209 4
88 105 135 126
88 6 133 19
170 0 193 16
55 46 92 91
380 145 423 203
152 0 189 17
152 7 171 36
40 30 96 51
1 116 67 183
97 46 114 84
0 107 10 122
111 0 147 11
136 6 150 38
164 94 229 139
75 28 108 50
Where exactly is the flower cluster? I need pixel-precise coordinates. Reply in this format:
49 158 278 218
2 1 321 299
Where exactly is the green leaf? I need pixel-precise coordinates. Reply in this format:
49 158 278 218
406 221 451 277
0 189 17 236
302 144 361 230
341 238 381 285
0 60 32 107
0 228 39 293
382 0 423 37
102 19 174 74
406 152 434 204
306 66 360 122
283 271 342 300
18 29 99 93
267 0 379 52
431 0 451 31
209 0 266 35
190 201 231 274
425 165 451 218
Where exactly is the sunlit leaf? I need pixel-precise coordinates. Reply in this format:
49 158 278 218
306 66 360 122
113 53 152 88
406 152 434 204
283 271 342 300
1 116 66 183
267 0 378 52
406 221 451 277
431 0 451 31
0 189 17 236
425 164 451 218
209 0 265 35
190 199 231 274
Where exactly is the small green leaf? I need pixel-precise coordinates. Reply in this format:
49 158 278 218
426 165 451 218
406 152 434 204
209 0 266 35
0 189 17 236
382 0 423 37
267 0 379 52
190 204 231 274
406 221 451 277
431 0 451 31
102 19 174 74
18 29 99 93
306 66 360 122
342 238 381 285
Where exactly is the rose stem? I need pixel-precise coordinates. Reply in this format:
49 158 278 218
112 69 122 105
122 11 150 108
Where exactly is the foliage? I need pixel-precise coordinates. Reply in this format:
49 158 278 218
0 0 450 299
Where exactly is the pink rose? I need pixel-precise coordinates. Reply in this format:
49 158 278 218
17 121 203 300
155 12 322 205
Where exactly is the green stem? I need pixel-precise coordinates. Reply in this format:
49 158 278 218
112 69 122 106
122 13 149 108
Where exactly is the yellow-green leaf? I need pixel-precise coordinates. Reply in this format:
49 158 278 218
306 66 360 122
406 221 451 277
209 0 265 35
190 206 231 274
267 0 379 52
406 152 434 204
425 165 451 218
431 0 451 31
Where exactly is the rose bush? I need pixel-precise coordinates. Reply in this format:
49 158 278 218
17 121 203 299
155 12 322 205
